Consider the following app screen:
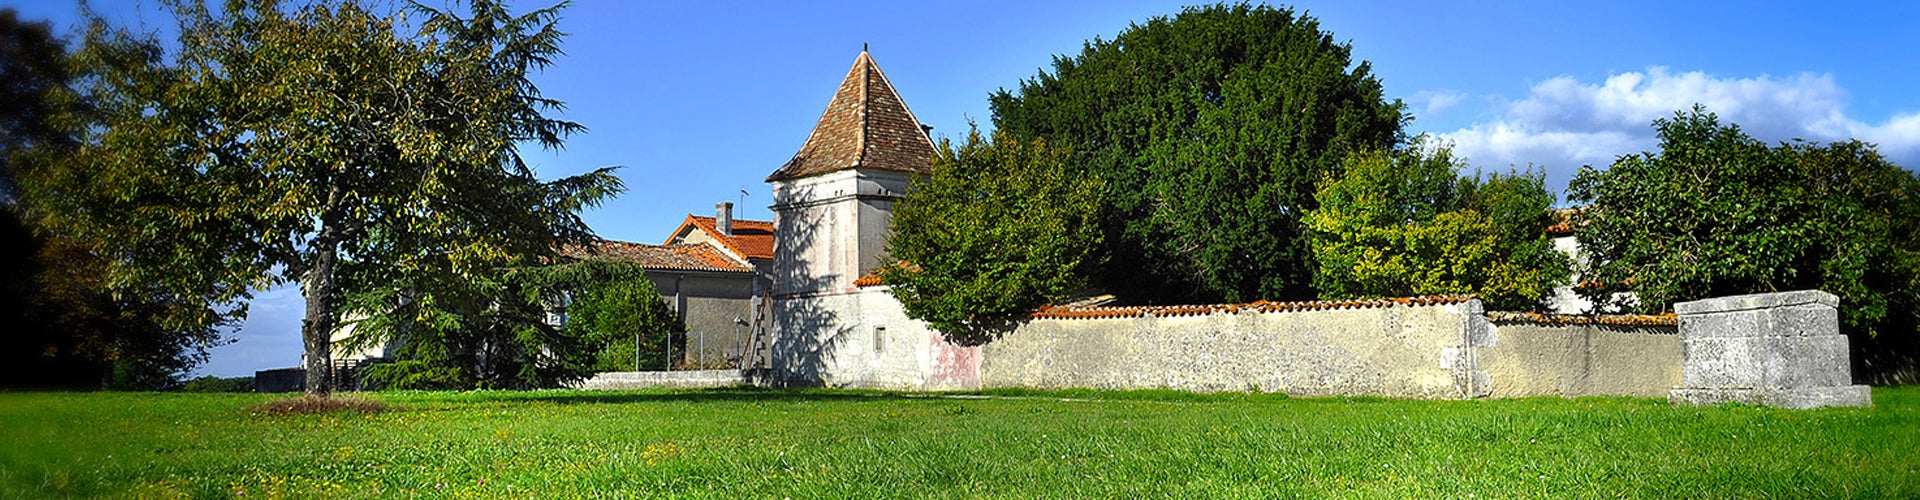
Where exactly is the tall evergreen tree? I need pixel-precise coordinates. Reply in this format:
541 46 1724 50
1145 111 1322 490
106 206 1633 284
991 3 1406 303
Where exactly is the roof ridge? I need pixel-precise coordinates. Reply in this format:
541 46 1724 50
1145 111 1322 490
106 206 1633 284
1030 295 1478 320
687 214 773 226
670 214 775 262
766 49 935 182
559 239 753 273
856 50 869 169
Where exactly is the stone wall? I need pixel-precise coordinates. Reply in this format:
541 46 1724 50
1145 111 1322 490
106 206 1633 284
648 271 756 366
571 369 748 390
981 299 1488 398
1476 318 1680 398
774 293 1511 399
768 289 1858 405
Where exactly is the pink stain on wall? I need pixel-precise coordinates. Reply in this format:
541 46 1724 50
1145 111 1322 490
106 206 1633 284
926 331 981 390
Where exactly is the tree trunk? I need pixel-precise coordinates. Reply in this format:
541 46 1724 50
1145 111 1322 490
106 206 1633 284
301 188 348 396
301 240 339 396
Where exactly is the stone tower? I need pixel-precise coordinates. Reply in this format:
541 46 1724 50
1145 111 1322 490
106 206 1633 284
764 49 948 387
765 49 935 297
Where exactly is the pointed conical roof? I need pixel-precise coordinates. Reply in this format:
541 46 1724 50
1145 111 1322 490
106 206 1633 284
766 50 936 182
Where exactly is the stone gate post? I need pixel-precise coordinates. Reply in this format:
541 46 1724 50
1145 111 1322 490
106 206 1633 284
1668 290 1871 408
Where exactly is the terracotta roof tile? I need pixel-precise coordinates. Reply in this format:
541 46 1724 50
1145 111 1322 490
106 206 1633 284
673 215 775 260
1484 311 1678 327
853 272 887 288
852 261 918 287
1546 207 1585 235
1031 296 1476 320
562 240 752 273
766 50 935 182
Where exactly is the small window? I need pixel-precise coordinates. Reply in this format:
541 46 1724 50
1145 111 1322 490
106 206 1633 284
873 326 886 353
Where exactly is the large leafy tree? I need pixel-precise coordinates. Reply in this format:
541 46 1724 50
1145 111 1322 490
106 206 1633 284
1306 144 1569 311
883 129 1105 344
1569 107 1920 381
990 3 1406 304
345 258 663 390
2 9 224 389
27 0 620 394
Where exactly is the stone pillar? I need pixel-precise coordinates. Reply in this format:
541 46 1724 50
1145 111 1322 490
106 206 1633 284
1668 290 1871 408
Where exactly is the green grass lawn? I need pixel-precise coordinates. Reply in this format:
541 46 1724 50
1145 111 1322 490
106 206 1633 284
2 386 1916 499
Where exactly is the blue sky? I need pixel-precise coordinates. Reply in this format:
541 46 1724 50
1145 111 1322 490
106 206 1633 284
10 0 1919 377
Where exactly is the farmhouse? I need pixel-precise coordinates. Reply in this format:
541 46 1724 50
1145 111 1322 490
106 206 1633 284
568 208 774 368
320 205 775 382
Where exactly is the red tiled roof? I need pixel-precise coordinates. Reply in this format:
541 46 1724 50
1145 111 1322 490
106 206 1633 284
1031 296 1476 320
671 215 775 260
1546 207 1585 235
766 50 936 182
1484 311 1678 327
562 240 752 273
852 261 918 287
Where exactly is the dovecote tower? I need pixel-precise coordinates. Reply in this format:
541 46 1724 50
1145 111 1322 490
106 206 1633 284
766 49 935 297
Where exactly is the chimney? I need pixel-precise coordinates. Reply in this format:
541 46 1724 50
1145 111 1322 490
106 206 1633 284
716 202 734 236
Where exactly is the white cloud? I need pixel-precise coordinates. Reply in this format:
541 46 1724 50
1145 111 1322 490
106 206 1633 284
1854 112 1920 162
1410 89 1467 117
1438 67 1920 192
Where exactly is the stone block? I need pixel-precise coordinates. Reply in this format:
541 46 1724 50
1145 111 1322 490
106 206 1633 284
1679 336 1853 388
1674 290 1839 316
1669 385 1872 409
1672 290 1864 409
1679 310 1769 339
1679 305 1839 339
1769 304 1841 337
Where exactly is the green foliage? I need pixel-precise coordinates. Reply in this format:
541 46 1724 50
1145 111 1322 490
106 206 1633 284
0 10 222 389
883 129 1104 343
1569 107 1920 380
990 3 1407 303
24 0 620 393
1306 144 1570 311
0 8 77 199
350 258 656 390
565 271 683 372
5 388 1920 498
182 375 254 393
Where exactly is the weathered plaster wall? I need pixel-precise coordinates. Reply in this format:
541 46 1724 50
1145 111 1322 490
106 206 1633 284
772 168 913 295
770 289 976 390
980 301 1488 398
771 291 1694 400
648 271 756 365
1476 322 1681 398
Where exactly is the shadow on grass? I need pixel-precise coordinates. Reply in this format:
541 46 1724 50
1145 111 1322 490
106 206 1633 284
378 385 921 407
372 385 1313 408
348 385 1920 411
